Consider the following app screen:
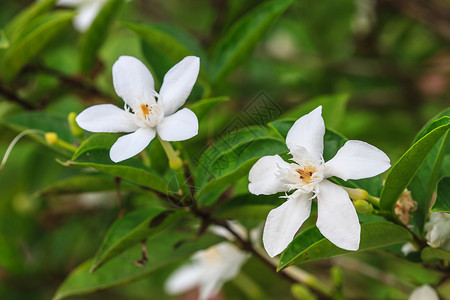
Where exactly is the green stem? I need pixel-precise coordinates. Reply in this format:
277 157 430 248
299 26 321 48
158 137 182 170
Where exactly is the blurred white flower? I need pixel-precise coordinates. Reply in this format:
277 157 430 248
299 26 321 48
409 285 439 300
57 0 107 32
248 106 391 257
165 242 249 300
76 56 199 162
425 212 450 251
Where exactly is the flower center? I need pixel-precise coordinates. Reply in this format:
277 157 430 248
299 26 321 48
296 168 315 183
135 103 164 127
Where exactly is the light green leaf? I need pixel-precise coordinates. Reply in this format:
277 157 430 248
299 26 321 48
380 117 450 213
53 230 221 300
278 223 412 270
79 0 125 72
90 207 188 272
189 96 229 120
0 30 10 49
1 11 75 82
195 126 287 205
421 247 450 262
65 134 169 193
431 177 450 213
209 0 294 84
3 0 56 44
281 94 348 130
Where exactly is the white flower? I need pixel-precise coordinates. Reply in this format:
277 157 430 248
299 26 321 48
425 212 450 251
248 106 391 257
409 285 439 300
57 0 107 32
76 56 199 162
164 242 249 300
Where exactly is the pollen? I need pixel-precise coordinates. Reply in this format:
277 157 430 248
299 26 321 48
140 104 152 118
296 168 315 183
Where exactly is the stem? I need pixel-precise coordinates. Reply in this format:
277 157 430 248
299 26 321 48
158 137 182 170
1 129 45 170
115 177 125 218
0 82 35 110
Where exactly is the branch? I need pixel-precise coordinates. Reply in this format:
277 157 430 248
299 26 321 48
0 82 35 110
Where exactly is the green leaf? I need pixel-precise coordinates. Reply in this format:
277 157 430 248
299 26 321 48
195 126 287 205
431 177 450 213
4 111 74 143
38 174 137 196
421 247 450 262
209 0 294 84
189 96 229 120
380 117 450 213
413 108 450 143
79 0 125 72
124 23 202 83
278 223 412 270
3 0 56 44
1 11 75 82
409 129 449 231
0 30 10 49
53 230 221 300
281 94 348 130
216 194 284 219
65 134 169 193
90 207 188 272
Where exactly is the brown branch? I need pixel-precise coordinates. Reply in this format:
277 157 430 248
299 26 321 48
0 82 35 110
115 177 125 218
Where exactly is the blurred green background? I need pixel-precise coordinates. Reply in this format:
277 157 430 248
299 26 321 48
0 0 449 299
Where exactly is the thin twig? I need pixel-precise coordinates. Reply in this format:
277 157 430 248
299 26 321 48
114 177 125 218
133 240 148 267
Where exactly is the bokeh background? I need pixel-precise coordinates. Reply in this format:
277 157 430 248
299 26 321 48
0 0 449 299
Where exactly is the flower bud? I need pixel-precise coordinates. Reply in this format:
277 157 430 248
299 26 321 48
345 187 368 201
45 132 58 145
68 112 84 138
353 199 373 215
169 156 183 170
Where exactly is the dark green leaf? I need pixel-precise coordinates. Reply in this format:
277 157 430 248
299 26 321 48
281 94 348 130
209 0 294 84
431 177 450 213
66 134 168 193
413 108 450 143
90 207 188 272
380 117 450 213
1 11 75 82
4 111 74 143
195 126 287 205
189 96 229 120
53 230 221 300
79 0 125 72
216 194 284 219
278 223 412 270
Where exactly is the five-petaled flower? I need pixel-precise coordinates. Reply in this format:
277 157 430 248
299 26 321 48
248 106 391 257
76 55 200 162
164 242 249 300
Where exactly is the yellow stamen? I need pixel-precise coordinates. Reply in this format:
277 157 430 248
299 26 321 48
296 168 315 183
141 104 151 118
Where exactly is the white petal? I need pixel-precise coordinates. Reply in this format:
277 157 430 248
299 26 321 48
156 108 198 141
164 263 203 295
109 127 155 162
72 0 104 32
316 180 361 251
76 104 139 133
57 0 83 6
409 285 439 300
159 56 200 116
248 155 290 195
112 56 155 109
286 106 325 163
263 191 313 257
324 140 391 181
